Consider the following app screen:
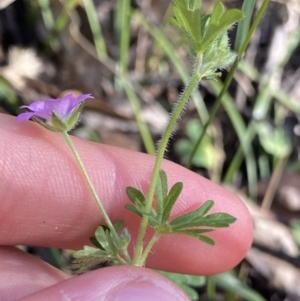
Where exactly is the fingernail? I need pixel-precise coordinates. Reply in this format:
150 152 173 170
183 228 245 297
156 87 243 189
109 281 188 301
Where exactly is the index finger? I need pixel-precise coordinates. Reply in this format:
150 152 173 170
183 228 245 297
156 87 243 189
0 113 252 275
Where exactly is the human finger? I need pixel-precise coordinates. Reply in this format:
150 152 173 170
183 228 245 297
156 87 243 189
18 265 190 301
0 246 69 301
0 113 252 275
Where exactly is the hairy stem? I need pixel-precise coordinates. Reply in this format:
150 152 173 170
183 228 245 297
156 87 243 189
132 55 203 266
62 132 131 263
139 232 161 265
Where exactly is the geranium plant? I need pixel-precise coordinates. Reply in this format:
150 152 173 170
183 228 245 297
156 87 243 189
17 0 243 271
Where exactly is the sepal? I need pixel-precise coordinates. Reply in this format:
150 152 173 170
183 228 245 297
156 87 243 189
51 103 83 132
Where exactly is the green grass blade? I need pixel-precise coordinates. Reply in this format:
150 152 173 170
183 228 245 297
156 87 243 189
214 273 267 301
238 61 300 114
211 80 257 198
223 123 256 183
122 81 156 154
116 0 130 76
49 248 65 270
234 0 257 52
114 2 155 154
38 0 55 32
83 0 108 60
225 18 300 182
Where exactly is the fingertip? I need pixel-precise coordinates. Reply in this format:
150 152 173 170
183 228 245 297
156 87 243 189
19 266 190 301
0 247 69 301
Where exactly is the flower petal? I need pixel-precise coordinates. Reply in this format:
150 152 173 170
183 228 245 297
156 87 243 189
73 94 94 106
20 101 45 111
16 112 35 122
42 93 92 120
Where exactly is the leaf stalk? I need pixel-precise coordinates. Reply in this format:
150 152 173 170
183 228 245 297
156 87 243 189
62 131 132 263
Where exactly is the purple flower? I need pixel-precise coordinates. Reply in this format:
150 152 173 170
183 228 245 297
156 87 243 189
17 93 93 122
17 93 93 132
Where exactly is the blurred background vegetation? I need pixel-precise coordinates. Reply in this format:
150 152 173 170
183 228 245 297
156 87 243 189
0 0 300 300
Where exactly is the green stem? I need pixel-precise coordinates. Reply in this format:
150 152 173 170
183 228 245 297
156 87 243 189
139 232 160 265
62 131 131 263
132 55 203 266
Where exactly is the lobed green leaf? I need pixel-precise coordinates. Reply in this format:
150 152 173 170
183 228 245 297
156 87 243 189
171 212 237 230
168 229 215 245
114 220 125 234
124 204 143 217
201 9 244 51
156 169 168 217
188 0 202 11
95 226 111 252
196 235 215 245
90 236 103 249
169 200 215 229
73 246 107 258
126 187 146 205
161 182 183 224
176 228 215 235
172 0 203 50
210 2 225 24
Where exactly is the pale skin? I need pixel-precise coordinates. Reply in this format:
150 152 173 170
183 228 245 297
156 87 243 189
0 113 253 301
